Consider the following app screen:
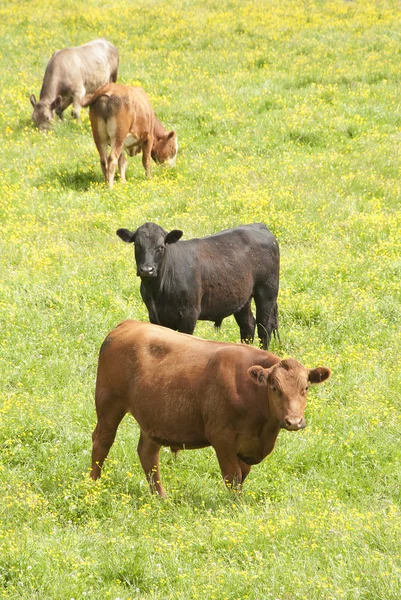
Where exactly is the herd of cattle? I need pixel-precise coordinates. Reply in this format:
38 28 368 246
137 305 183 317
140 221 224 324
31 39 331 496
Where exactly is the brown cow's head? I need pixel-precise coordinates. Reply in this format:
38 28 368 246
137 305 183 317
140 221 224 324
116 222 183 279
151 131 178 167
248 358 330 431
30 94 62 130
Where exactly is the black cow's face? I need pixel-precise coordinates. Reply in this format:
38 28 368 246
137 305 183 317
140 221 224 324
116 222 183 279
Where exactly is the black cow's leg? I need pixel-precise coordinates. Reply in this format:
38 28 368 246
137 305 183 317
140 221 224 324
177 309 198 335
254 286 279 350
234 300 256 344
137 431 165 498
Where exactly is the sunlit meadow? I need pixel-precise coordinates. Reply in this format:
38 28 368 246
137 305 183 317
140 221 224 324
1 0 401 598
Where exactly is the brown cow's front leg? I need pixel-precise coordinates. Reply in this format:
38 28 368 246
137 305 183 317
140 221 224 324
213 440 244 490
137 431 166 498
238 458 252 484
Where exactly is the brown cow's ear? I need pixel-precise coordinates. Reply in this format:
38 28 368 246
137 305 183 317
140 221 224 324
30 94 37 108
308 367 331 385
248 366 269 386
116 228 137 243
167 131 176 140
165 230 183 245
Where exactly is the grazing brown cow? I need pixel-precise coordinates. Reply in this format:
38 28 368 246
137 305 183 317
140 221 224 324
30 39 119 130
91 320 331 497
82 83 178 189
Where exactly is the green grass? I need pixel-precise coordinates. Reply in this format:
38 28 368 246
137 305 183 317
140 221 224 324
1 0 401 598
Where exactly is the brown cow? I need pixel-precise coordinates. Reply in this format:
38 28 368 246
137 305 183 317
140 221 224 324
82 83 178 189
91 320 331 497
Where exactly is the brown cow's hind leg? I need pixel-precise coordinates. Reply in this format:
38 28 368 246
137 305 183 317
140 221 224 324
90 409 125 480
137 431 166 498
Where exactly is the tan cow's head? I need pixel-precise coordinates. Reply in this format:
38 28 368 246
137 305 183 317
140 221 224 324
151 131 178 166
248 358 331 431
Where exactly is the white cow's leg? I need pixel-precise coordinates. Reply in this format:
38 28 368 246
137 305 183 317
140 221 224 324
72 87 85 123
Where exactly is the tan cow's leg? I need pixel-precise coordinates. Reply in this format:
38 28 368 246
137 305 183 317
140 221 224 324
107 139 125 190
141 135 153 179
137 431 166 498
90 408 125 480
92 119 109 182
118 152 127 184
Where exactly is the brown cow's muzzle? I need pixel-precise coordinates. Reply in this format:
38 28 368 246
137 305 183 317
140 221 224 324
281 417 306 431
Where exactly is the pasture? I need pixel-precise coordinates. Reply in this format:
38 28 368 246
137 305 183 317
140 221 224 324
1 0 400 598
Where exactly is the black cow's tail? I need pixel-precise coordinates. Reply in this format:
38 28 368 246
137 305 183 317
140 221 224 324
271 302 280 344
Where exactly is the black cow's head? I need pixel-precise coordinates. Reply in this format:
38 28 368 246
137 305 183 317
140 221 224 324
116 222 183 279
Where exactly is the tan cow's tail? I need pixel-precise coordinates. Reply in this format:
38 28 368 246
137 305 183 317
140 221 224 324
81 84 112 107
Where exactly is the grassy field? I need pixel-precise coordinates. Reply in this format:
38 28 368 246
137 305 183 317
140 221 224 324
1 0 401 598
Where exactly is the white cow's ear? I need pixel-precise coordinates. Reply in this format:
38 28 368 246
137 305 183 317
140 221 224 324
308 367 331 385
51 95 62 110
165 230 183 245
248 366 269 386
30 94 37 108
116 228 137 243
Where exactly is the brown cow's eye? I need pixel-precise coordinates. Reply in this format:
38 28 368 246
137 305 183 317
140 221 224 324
305 386 309 392
271 385 277 393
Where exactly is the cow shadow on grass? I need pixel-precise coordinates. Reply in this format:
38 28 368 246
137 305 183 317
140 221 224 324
41 167 99 191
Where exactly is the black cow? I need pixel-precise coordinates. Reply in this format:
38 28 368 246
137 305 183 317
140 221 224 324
116 222 280 349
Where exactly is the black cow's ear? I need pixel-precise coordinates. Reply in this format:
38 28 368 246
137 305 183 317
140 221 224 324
165 230 183 245
308 367 331 385
30 94 37 108
248 366 268 386
116 228 136 243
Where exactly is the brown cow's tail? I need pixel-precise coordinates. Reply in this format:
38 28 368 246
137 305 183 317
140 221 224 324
81 84 112 107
